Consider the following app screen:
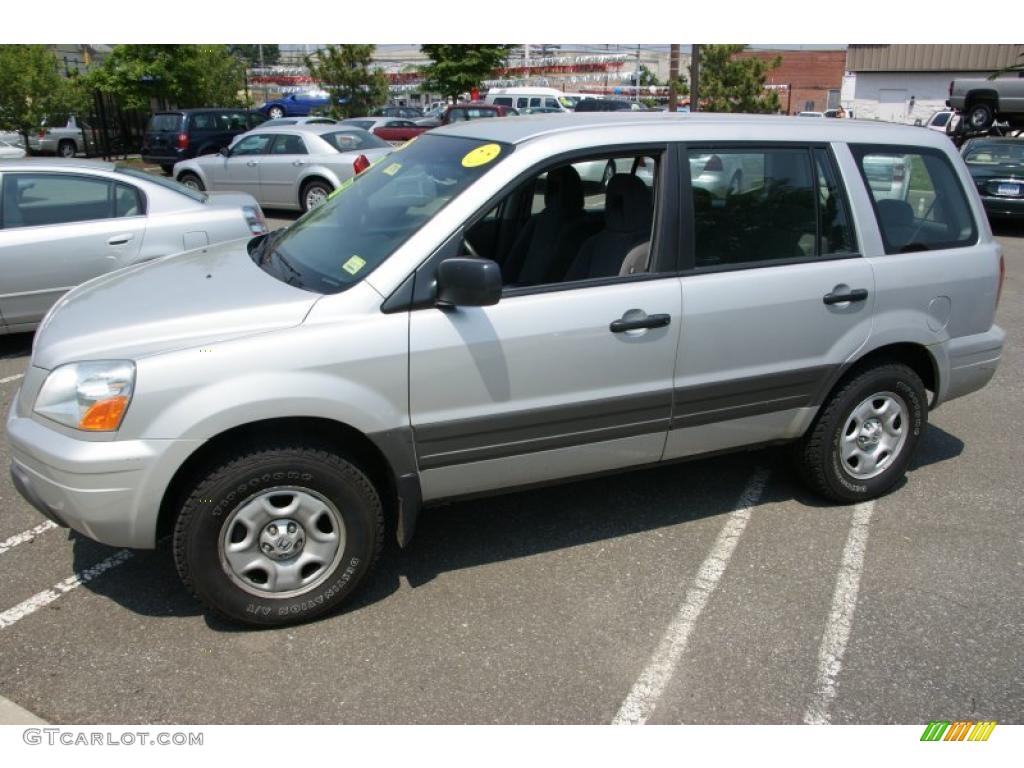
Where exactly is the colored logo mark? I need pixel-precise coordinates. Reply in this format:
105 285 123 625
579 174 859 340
920 720 996 742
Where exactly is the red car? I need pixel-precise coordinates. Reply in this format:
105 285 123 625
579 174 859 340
416 102 519 129
371 119 429 142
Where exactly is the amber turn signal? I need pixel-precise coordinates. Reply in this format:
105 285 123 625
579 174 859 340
79 396 129 431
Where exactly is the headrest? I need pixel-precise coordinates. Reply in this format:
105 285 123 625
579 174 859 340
605 174 652 233
544 165 584 213
876 198 914 229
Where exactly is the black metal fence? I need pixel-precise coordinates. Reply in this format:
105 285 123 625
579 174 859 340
79 90 149 159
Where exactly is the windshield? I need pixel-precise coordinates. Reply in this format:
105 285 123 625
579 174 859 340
251 134 511 294
115 166 207 202
321 129 390 153
965 142 1024 164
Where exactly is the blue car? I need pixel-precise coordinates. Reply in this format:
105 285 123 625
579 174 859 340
259 92 335 119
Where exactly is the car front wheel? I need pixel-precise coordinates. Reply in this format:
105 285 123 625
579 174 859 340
173 444 385 626
794 362 927 503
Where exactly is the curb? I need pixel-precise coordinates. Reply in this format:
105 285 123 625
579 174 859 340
0 694 48 725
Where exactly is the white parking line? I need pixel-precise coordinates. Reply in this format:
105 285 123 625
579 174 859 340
0 549 133 630
803 501 875 725
0 373 25 385
0 521 58 556
612 467 771 725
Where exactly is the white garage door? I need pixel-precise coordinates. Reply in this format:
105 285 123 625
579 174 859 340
878 89 908 124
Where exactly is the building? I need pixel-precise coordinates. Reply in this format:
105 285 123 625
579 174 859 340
843 44 1024 124
736 49 847 114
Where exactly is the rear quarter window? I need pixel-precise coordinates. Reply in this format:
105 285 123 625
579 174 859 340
851 144 977 254
147 114 182 132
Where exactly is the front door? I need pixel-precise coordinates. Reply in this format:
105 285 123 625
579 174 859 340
665 145 875 460
208 133 269 196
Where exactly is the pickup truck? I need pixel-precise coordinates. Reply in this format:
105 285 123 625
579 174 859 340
947 76 1024 132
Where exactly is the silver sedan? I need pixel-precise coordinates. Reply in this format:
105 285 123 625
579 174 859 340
173 125 393 213
0 159 267 334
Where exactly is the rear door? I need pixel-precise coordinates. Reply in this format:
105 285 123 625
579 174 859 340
666 143 874 460
0 172 145 329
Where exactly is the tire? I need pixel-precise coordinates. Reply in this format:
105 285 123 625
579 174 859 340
58 139 76 158
300 178 333 213
601 160 616 189
177 172 205 192
794 362 927 504
173 444 384 627
268 106 285 119
966 101 995 132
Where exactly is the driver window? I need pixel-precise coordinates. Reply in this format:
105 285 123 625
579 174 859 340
466 151 662 289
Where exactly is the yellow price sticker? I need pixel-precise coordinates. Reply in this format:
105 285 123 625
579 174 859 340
342 255 367 275
382 163 402 176
461 143 502 168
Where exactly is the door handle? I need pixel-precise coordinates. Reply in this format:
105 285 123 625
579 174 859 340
823 288 869 305
610 313 671 333
292 160 305 166
107 234 134 246
247 160 259 167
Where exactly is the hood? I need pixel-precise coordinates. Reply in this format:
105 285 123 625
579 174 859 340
33 237 320 370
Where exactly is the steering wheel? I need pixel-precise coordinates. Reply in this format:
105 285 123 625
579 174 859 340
463 236 481 258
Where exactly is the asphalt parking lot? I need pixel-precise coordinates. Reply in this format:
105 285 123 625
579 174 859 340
0 221 1021 725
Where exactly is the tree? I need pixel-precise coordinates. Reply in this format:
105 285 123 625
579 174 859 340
420 45 513 102
229 44 280 67
305 45 389 119
0 45 87 145
696 44 781 114
85 45 245 110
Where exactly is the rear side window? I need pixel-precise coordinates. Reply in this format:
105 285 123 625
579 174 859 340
147 114 181 132
492 97 513 106
1 173 128 228
689 146 855 268
852 144 977 254
189 112 218 131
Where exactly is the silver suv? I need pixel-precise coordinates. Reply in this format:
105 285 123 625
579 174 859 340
7 114 1005 626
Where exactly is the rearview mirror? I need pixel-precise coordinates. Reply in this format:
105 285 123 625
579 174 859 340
219 146 230 157
436 258 502 308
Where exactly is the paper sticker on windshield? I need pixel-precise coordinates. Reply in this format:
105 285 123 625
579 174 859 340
342 255 366 275
382 162 402 176
462 143 502 168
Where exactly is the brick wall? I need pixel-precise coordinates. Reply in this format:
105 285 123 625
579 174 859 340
734 49 847 114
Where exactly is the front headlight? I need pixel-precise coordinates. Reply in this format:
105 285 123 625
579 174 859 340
34 361 136 432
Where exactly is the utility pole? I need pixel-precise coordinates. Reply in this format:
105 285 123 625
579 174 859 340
636 45 641 103
668 44 679 112
258 44 266 105
690 44 700 112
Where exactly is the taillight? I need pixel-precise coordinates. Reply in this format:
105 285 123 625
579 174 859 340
176 133 189 150
242 205 267 235
353 154 370 175
703 155 723 172
996 253 1005 309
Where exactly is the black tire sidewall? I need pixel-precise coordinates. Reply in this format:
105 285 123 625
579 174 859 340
969 103 994 130
301 180 331 212
176 450 381 626
822 367 926 501
179 173 204 191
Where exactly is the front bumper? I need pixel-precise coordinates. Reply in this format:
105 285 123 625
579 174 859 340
6 396 202 549
979 195 1024 219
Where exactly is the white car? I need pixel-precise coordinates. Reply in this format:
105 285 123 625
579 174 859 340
0 139 27 159
173 125 393 213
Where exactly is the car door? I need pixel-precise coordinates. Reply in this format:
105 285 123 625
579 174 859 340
665 143 875 461
259 133 309 208
409 146 683 502
206 133 271 196
0 171 145 330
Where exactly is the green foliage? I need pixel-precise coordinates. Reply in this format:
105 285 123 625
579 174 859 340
305 45 389 119
420 45 513 101
229 44 280 67
698 44 781 114
85 45 246 110
638 64 661 87
0 45 87 142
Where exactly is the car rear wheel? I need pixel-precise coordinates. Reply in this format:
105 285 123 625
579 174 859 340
966 102 995 132
794 362 926 503
300 179 333 213
268 106 285 119
58 140 76 158
172 444 384 627
177 172 205 192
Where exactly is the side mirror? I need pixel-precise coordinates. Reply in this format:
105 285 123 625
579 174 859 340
436 257 502 308
218 146 230 157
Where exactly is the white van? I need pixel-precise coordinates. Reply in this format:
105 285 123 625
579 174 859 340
484 87 573 112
